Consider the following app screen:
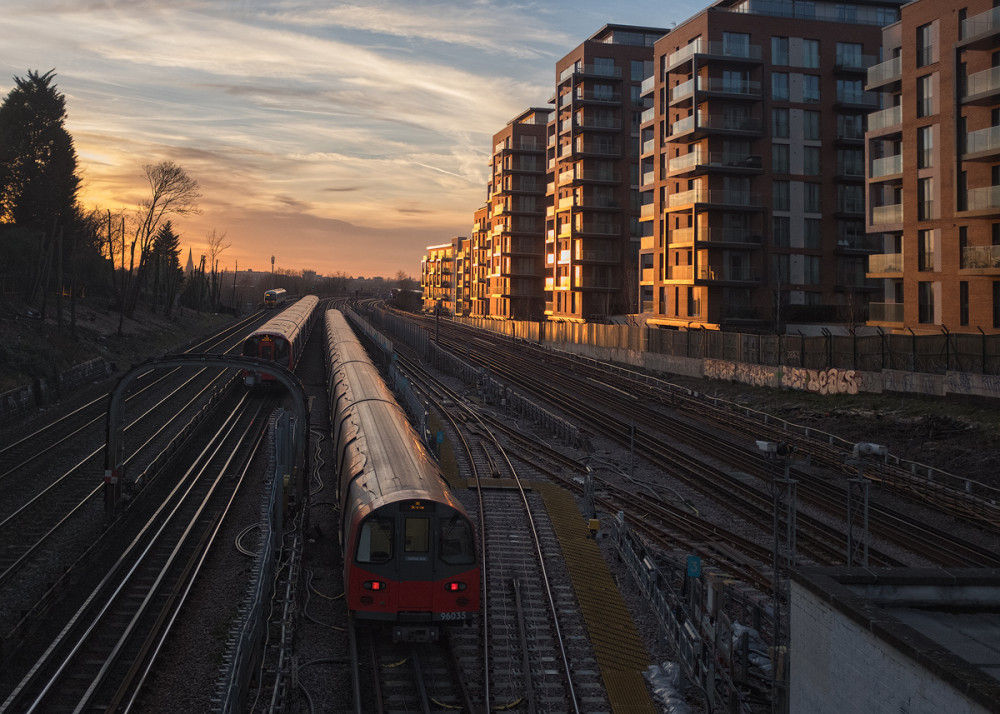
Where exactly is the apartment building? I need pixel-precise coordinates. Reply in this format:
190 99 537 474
486 108 551 320
420 242 457 315
454 236 473 317
642 0 902 332
470 206 490 317
546 24 667 322
866 0 1000 334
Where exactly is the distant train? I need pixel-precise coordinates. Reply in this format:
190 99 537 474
263 288 287 308
242 295 320 387
324 309 479 641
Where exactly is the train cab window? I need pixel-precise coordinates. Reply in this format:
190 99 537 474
439 516 475 565
242 338 259 357
357 517 393 563
404 518 430 553
274 338 290 363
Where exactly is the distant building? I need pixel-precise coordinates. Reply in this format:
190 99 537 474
546 25 667 322
471 205 491 317
185 248 194 276
866 0 1000 333
420 242 458 314
640 0 902 332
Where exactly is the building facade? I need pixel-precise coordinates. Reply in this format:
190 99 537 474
420 242 457 315
486 108 551 320
470 205 490 317
867 0 1000 334
642 0 901 332
546 25 666 322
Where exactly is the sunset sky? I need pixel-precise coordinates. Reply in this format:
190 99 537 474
1 0 702 278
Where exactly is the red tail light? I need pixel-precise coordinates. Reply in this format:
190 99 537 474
445 581 467 592
364 580 386 591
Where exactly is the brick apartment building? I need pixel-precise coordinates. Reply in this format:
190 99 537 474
866 0 1000 334
546 25 667 322
470 205 489 317
641 0 902 332
420 242 457 315
484 108 551 320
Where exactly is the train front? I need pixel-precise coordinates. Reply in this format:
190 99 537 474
345 497 480 642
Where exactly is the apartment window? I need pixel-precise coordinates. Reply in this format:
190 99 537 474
804 218 822 248
772 72 789 101
916 22 935 67
773 143 790 173
918 229 935 271
838 220 864 247
772 36 789 65
723 32 750 57
593 57 616 76
804 256 821 284
918 177 934 220
803 75 820 103
803 146 821 175
838 184 864 213
802 39 820 68
772 108 790 138
917 75 934 117
918 281 934 324
836 42 862 68
960 281 969 326
723 68 750 93
687 286 700 316
837 148 863 177
838 113 863 141
803 110 821 140
774 254 790 283
773 216 791 246
836 79 864 104
631 60 650 82
773 180 790 211
917 126 933 168
804 182 822 212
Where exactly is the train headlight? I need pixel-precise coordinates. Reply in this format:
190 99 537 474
445 581 467 592
363 580 387 591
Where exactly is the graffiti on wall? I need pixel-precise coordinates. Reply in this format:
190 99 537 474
780 367 862 395
704 359 776 388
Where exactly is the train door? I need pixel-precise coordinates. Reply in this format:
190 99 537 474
397 514 434 611
258 336 276 361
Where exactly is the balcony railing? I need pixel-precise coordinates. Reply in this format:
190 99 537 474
669 228 694 244
641 76 655 95
870 154 903 179
965 125 1000 155
666 39 703 68
575 89 622 103
669 114 762 137
668 150 704 172
868 302 904 322
867 253 903 273
966 185 1000 211
667 265 693 280
964 66 1000 101
641 107 655 124
668 188 761 207
866 56 902 87
961 6 1000 41
578 223 619 236
867 105 902 132
702 77 762 96
642 139 655 155
671 78 696 103
697 265 760 282
962 245 1000 268
836 89 878 106
871 203 903 225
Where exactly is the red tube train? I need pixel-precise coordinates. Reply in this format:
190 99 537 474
242 295 320 387
324 309 479 641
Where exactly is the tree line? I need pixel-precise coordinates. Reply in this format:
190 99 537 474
0 69 218 335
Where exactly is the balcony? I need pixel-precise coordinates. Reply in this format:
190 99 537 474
640 76 655 96
701 77 762 99
574 88 622 104
962 245 1000 270
573 141 622 157
642 170 655 187
867 253 903 274
640 203 655 220
963 125 1000 161
835 89 879 109
867 105 902 134
641 267 655 284
666 39 703 70
641 106 655 124
870 154 903 180
667 265 693 280
963 66 1000 104
963 185 1000 215
698 227 763 244
667 187 762 209
836 53 878 75
866 56 902 90
665 38 762 69
960 6 1000 48
868 302 904 323
668 113 762 139
870 203 903 226
697 265 760 282
670 78 696 104
560 63 623 82
667 151 762 176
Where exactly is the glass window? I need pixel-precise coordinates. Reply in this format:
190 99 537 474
773 216 790 246
802 39 820 68
803 75 820 103
838 113 863 141
405 517 430 553
772 72 789 101
773 254 790 283
804 182 822 212
593 57 616 76
773 143 790 173
837 79 863 104
772 36 789 65
772 108 790 138
439 515 475 565
803 110 821 140
918 229 935 271
357 517 394 563
631 60 650 82
919 281 935 323
960 281 969 326
723 32 750 57
803 146 821 175
804 255 821 284
917 22 934 67
837 148 863 176
836 42 863 68
917 75 934 117
918 177 934 220
773 180 790 211
804 218 822 248
918 126 933 168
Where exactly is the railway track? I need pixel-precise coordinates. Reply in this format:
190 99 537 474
0 395 268 713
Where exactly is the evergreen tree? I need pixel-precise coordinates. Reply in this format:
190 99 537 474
150 221 184 317
0 69 82 303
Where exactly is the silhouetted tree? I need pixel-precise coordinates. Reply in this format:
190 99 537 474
150 221 184 316
0 69 82 304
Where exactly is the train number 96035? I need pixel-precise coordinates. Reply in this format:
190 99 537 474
438 611 467 621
